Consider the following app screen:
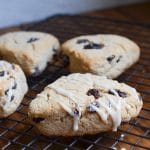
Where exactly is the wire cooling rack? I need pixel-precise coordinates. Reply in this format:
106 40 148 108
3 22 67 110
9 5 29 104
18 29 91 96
0 15 150 150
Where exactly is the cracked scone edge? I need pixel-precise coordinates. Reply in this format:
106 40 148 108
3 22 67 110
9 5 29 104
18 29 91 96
61 34 140 79
0 60 28 117
29 73 143 136
0 31 60 76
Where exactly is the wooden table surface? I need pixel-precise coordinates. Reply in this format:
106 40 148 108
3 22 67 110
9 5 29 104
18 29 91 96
86 1 150 24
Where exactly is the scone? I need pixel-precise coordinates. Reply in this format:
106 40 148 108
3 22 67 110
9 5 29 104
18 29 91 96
61 34 140 79
0 31 60 76
29 73 143 136
0 60 28 118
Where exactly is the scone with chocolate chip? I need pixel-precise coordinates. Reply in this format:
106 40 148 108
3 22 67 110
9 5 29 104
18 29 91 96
61 34 140 79
0 60 28 117
29 73 142 136
0 31 60 76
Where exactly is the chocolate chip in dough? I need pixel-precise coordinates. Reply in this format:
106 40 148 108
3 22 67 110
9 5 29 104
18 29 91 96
116 89 127 98
108 89 127 98
74 108 79 116
32 117 45 123
10 95 14 101
107 55 115 63
47 93 50 99
12 82 17 89
5 89 9 96
0 71 5 77
116 55 122 63
84 42 104 49
27 38 39 43
77 39 89 44
87 89 100 99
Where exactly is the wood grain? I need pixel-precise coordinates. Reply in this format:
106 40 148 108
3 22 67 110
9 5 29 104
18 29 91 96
86 2 150 24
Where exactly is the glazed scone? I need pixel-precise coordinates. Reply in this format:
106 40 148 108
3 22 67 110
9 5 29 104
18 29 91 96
0 61 28 117
61 34 140 79
29 73 143 136
0 31 60 76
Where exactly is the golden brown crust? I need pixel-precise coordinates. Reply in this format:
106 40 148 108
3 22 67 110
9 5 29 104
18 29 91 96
29 73 143 136
0 31 60 76
0 61 28 117
61 34 140 79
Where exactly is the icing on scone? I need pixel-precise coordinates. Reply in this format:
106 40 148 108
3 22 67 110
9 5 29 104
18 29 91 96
87 89 122 131
47 85 81 131
35 73 141 132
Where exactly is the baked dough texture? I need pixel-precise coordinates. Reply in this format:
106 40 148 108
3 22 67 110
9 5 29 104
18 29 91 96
0 60 28 117
29 73 143 136
0 31 60 76
61 34 140 79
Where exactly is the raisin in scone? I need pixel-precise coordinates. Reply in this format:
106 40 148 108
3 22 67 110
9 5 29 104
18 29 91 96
0 61 28 117
29 73 142 136
61 34 140 79
0 31 60 76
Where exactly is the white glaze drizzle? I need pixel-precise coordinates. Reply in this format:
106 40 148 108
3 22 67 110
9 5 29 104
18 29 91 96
109 89 119 97
37 92 75 116
89 104 108 123
73 115 80 131
95 78 139 101
60 102 74 116
57 95 80 131
43 75 138 132
37 89 79 130
97 97 121 131
48 85 77 103
110 89 132 112
88 88 122 131
37 90 74 116
107 89 121 131
37 93 48 100
47 84 81 131
69 74 93 86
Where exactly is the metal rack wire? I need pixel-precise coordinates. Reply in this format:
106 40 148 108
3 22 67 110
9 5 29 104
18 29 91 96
0 15 150 150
